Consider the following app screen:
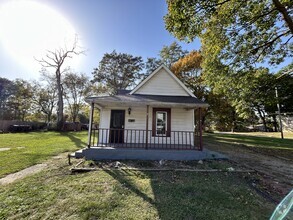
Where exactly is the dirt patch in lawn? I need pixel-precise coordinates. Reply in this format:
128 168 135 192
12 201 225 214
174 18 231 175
205 142 293 201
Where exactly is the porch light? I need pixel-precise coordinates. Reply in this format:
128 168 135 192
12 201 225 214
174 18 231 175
128 107 132 115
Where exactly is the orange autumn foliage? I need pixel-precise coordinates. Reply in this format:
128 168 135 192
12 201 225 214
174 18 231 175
171 50 202 78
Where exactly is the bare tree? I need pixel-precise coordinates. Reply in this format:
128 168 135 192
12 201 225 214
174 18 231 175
36 37 84 130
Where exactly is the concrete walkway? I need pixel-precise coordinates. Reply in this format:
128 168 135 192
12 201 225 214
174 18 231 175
0 164 47 185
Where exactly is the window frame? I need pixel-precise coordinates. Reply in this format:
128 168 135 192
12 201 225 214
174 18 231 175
152 108 171 137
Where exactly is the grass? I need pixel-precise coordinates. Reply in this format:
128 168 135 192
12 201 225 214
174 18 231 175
204 132 293 160
0 157 275 220
205 132 293 150
0 131 87 177
228 132 293 139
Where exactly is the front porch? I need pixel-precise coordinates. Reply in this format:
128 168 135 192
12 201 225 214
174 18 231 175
71 127 225 161
89 128 202 150
74 147 227 161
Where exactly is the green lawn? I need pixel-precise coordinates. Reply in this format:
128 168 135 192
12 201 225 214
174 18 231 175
205 132 293 150
0 131 281 219
204 132 293 159
0 158 275 220
229 132 293 139
0 131 87 177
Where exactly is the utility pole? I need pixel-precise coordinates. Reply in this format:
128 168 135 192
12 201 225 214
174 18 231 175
275 87 284 139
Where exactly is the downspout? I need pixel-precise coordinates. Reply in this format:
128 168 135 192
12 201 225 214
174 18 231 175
87 102 94 148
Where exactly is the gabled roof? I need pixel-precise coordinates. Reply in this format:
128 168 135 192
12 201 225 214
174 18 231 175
86 93 208 109
130 64 195 97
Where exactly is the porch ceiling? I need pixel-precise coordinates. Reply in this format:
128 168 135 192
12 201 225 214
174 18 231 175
86 94 209 109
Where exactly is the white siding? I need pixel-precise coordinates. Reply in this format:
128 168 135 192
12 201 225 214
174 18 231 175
98 107 194 146
148 108 194 146
134 68 190 96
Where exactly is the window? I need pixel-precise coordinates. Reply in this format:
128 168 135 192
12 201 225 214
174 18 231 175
152 108 171 137
156 111 167 135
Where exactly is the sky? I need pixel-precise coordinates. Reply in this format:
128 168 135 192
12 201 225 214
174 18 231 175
0 0 200 81
0 0 290 82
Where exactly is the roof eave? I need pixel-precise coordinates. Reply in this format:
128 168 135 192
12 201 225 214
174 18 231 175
86 97 209 109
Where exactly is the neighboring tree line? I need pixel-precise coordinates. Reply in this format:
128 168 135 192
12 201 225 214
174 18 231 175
1 40 292 132
0 71 91 127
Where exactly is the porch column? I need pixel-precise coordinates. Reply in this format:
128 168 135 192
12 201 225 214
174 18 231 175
145 105 149 149
87 102 94 148
199 107 203 151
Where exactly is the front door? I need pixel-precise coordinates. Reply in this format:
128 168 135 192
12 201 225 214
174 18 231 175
110 110 125 143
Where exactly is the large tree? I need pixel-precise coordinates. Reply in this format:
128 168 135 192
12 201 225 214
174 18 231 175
145 41 188 74
0 77 15 120
145 57 162 75
170 50 205 99
165 0 292 70
37 38 84 130
92 50 144 94
63 72 90 122
8 79 33 121
160 41 188 67
31 81 57 124
275 63 293 113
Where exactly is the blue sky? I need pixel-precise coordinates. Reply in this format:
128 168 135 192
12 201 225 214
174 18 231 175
0 0 290 81
0 0 200 81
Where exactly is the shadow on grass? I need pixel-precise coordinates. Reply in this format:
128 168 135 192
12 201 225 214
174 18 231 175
103 168 273 219
60 132 87 149
104 169 155 205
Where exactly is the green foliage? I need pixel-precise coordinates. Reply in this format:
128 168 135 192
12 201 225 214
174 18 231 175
63 71 90 122
92 50 144 94
159 41 188 67
145 57 162 75
164 0 293 69
275 63 293 113
31 80 57 123
7 79 34 121
0 77 15 119
145 41 187 74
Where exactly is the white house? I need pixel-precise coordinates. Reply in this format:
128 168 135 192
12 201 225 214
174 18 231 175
85 64 208 150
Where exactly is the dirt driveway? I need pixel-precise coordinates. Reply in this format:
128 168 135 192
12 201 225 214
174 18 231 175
205 141 293 200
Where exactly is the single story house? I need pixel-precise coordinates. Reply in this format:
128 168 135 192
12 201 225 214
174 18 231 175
73 65 219 160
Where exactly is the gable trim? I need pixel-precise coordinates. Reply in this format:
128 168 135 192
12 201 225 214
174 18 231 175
130 64 195 97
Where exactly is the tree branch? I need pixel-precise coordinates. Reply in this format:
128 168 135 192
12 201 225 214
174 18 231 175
251 30 290 54
272 0 293 34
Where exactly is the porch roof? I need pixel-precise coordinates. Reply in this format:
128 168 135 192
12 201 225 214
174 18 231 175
86 93 209 109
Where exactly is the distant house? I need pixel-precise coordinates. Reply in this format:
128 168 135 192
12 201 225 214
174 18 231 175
74 65 212 160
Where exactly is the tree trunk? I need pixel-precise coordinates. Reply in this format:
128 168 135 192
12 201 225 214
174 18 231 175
56 72 64 131
231 110 236 132
257 107 267 132
272 115 278 132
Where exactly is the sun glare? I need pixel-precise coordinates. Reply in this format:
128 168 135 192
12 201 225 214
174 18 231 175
0 0 80 76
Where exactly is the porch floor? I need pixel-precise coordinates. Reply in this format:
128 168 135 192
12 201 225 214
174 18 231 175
73 146 227 161
95 143 197 150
